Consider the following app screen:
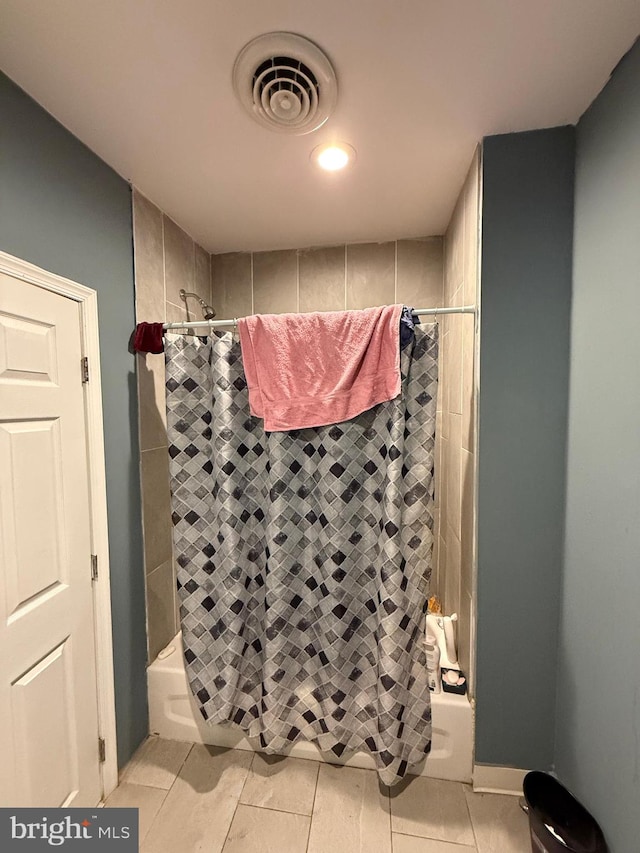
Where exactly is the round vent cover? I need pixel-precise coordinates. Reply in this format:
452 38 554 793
233 32 337 135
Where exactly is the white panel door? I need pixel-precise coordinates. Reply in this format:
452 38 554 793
0 271 102 807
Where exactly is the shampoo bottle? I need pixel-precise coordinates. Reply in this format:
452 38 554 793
425 637 441 693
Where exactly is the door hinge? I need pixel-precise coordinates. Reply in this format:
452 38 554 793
81 356 89 383
91 554 98 581
98 737 106 762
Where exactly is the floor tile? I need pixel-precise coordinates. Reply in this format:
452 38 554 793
393 832 476 852
464 789 530 852
240 753 319 815
392 832 477 853
390 776 475 846
141 745 252 853
107 739 530 853
104 782 167 842
123 736 192 790
307 763 391 853
223 804 310 853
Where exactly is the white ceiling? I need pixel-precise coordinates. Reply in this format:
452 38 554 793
1 1 639 253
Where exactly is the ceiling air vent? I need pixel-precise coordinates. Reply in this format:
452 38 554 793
232 32 337 135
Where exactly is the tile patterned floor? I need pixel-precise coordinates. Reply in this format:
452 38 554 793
106 737 531 852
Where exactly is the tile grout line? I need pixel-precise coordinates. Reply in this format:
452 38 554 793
463 785 481 852
161 214 167 318
220 751 255 851
132 192 140 322
343 244 347 310
392 830 478 850
137 784 170 847
192 239 196 308
125 739 194 791
304 760 321 853
140 444 169 454
238 802 316 819
136 745 190 848
208 251 213 308
394 239 398 303
165 298 189 311
236 749 256 804
441 233 446 307
121 735 161 781
175 741 194 777
250 252 254 315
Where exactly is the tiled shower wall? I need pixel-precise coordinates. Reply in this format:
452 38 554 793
210 239 443 316
435 150 480 692
133 189 211 661
133 183 479 674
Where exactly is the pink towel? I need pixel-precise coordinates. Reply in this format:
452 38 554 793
238 305 404 432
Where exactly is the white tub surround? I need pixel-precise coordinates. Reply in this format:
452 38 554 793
148 634 473 783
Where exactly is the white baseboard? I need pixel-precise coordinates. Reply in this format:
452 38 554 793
473 763 528 795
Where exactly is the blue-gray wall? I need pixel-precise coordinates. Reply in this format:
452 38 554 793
476 128 575 768
0 72 148 766
555 40 640 853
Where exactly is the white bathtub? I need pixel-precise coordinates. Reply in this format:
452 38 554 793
148 633 473 783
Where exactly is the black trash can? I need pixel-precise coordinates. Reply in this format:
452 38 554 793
523 771 607 853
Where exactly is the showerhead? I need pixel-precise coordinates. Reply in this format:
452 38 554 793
179 289 217 321
202 304 217 320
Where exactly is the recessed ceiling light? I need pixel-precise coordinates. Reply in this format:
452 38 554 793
311 142 356 172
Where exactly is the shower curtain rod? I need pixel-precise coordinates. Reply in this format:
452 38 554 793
163 305 476 330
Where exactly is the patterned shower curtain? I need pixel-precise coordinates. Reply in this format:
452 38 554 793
165 324 438 785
